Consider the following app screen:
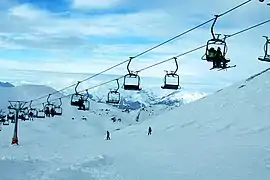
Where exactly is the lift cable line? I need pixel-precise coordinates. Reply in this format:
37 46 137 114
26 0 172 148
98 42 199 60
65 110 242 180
27 0 253 104
29 18 270 108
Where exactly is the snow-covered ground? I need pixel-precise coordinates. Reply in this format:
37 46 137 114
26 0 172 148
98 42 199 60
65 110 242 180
1 68 270 179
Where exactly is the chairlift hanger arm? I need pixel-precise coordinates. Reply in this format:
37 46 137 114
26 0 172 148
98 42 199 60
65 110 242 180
172 57 179 74
75 81 81 94
211 15 219 39
29 100 33 109
116 79 120 91
59 98 62 107
47 94 51 104
127 57 134 74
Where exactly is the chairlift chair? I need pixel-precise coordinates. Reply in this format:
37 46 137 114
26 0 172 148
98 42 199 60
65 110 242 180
201 15 234 70
203 38 228 62
258 36 270 62
202 15 229 62
3 119 9 126
36 109 45 118
28 101 38 118
71 82 90 111
0 114 9 126
106 79 121 104
123 57 142 91
18 108 29 121
7 110 15 123
35 103 45 118
44 94 56 117
161 57 180 90
53 98 63 116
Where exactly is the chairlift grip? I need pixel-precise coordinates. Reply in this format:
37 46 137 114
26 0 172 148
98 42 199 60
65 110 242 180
127 57 134 74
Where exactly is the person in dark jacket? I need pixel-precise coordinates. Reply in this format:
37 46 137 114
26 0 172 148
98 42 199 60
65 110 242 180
148 127 152 135
106 131 111 140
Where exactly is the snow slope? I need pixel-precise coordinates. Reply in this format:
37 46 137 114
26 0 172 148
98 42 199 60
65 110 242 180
1 68 270 179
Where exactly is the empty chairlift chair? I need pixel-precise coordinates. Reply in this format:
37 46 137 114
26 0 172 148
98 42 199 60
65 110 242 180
70 82 90 111
36 103 46 118
106 79 121 104
123 57 142 91
161 57 180 90
52 98 63 116
258 36 270 62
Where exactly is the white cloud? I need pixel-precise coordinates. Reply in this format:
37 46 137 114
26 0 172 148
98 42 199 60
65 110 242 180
0 0 269 87
71 0 122 9
9 4 49 20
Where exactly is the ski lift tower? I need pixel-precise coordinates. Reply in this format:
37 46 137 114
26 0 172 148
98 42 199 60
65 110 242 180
8 101 27 145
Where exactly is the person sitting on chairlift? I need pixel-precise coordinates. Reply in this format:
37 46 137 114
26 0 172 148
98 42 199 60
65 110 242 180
213 47 224 68
208 47 216 62
29 111 34 121
78 97 85 110
45 107 50 117
50 108 56 117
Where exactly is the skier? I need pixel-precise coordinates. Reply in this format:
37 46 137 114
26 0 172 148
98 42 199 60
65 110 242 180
148 126 152 135
106 131 111 140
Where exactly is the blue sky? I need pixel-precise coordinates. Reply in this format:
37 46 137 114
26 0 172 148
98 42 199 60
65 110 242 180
0 0 269 90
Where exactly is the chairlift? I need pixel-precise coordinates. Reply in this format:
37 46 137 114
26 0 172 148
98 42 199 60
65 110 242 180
3 119 9 126
106 79 121 104
123 57 142 91
258 36 270 62
7 109 15 123
0 111 9 126
201 15 235 70
28 100 38 119
44 94 56 117
53 98 63 116
202 15 229 62
161 57 180 90
36 103 45 118
18 107 29 121
70 82 90 111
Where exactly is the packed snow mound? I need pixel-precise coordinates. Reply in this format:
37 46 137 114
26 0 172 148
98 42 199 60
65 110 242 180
1 68 270 179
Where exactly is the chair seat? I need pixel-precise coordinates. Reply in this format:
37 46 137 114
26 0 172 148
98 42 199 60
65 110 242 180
124 85 141 91
161 84 179 90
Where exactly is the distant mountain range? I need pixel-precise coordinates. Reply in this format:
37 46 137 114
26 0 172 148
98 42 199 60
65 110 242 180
0 81 14 87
